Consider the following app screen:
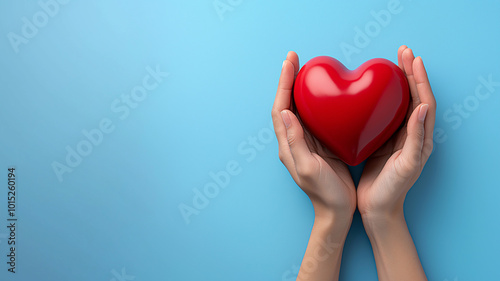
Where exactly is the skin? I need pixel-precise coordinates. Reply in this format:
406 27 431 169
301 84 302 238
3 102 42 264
272 51 356 281
272 46 436 281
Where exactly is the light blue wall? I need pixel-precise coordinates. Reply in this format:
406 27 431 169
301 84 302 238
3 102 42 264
0 0 499 280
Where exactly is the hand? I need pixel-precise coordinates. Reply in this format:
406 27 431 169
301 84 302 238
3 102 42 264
356 45 434 281
357 45 437 219
273 52 356 281
272 51 356 219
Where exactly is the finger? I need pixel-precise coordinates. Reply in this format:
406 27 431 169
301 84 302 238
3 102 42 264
285 51 300 112
286 51 300 76
397 45 407 71
281 110 316 178
402 48 421 109
272 60 297 175
413 56 436 161
400 104 428 171
272 60 295 113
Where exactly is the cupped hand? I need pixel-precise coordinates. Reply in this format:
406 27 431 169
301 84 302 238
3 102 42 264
357 45 437 219
272 51 356 219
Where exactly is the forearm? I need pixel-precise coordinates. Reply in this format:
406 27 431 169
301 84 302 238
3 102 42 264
362 212 427 281
296 214 352 281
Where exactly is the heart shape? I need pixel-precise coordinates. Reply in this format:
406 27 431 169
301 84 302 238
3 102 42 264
293 56 410 166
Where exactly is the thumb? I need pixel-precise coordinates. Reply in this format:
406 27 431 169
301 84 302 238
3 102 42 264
400 104 428 171
280 110 314 175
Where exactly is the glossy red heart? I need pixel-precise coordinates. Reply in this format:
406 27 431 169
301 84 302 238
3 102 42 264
293 56 410 166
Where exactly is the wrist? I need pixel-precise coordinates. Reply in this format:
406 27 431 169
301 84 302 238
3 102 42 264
311 194 356 219
358 196 405 226
313 208 354 239
297 208 352 281
360 209 427 281
361 209 406 237
313 203 354 225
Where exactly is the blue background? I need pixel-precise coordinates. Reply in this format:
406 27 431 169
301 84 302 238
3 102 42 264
1 0 499 280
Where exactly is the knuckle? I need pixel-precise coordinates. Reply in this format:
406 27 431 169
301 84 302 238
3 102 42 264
296 162 316 179
409 151 422 167
271 108 281 119
271 111 281 126
399 153 421 176
286 132 297 146
422 140 434 158
395 160 414 179
278 151 286 163
295 158 320 178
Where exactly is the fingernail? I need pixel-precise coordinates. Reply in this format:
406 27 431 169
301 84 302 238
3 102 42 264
418 104 429 122
282 60 286 69
418 56 424 66
281 110 291 129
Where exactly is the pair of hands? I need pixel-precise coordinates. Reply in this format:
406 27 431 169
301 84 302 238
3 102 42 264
273 46 435 281
272 46 436 223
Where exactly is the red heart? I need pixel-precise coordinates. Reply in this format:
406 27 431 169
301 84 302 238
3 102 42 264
293 56 410 166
